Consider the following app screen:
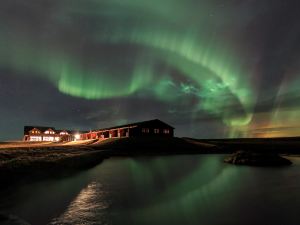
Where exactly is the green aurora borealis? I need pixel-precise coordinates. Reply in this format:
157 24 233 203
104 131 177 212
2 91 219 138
1 0 300 139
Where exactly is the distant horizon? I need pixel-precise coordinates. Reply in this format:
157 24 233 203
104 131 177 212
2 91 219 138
2 117 300 141
2 127 300 142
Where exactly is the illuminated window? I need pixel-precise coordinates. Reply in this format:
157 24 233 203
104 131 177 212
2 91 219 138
163 129 170 134
30 136 42 141
60 131 68 135
43 136 54 141
154 129 160 134
142 128 150 133
30 129 41 134
45 129 55 134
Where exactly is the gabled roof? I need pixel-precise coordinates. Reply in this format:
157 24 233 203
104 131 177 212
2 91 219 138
45 128 55 132
56 129 71 134
94 119 174 132
57 129 68 132
24 126 56 135
24 126 82 135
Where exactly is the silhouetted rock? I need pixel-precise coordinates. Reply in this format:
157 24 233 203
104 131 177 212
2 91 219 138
224 151 292 166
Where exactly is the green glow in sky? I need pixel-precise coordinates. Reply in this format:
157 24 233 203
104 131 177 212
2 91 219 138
2 0 298 138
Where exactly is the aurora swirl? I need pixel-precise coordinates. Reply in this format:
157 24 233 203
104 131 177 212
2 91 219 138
0 0 299 139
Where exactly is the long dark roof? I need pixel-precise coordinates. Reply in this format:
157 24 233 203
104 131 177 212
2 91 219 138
94 119 175 132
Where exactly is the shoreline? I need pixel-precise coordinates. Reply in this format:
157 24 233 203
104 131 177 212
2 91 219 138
1 137 300 189
0 137 218 188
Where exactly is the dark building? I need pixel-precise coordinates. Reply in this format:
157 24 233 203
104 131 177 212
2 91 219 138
80 119 174 140
23 119 174 142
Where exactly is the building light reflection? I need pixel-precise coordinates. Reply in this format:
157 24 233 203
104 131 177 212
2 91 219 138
50 182 109 225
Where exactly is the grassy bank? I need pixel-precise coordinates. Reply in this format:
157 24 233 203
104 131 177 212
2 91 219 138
0 146 109 188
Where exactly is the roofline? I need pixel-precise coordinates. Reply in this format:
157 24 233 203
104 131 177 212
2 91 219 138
94 125 138 132
24 119 175 135
92 119 175 132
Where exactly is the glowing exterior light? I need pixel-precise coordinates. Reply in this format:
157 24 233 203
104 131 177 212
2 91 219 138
74 134 81 141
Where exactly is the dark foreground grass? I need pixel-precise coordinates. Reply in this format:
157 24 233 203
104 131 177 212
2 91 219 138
0 147 109 188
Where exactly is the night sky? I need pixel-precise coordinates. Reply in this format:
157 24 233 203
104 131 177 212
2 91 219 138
1 0 300 140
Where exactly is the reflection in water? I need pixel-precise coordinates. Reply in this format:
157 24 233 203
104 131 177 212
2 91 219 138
50 182 110 225
114 156 241 225
1 155 300 225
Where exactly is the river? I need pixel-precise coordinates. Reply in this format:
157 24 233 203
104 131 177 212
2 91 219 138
1 155 300 225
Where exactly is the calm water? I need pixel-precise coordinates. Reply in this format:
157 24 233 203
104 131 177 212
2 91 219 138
1 155 300 225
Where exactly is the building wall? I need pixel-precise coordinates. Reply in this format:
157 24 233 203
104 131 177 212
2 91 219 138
24 135 74 142
24 133 74 142
130 126 174 137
